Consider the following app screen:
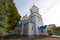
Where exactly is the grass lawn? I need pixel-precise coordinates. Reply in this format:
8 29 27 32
54 33 60 36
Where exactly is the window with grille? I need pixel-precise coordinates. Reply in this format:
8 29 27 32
41 30 44 33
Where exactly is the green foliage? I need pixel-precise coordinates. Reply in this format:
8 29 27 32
53 27 60 35
7 1 21 32
0 0 21 36
0 27 8 37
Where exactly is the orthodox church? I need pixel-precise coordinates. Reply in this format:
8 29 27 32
19 5 48 36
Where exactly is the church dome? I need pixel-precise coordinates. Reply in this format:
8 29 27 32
22 14 29 20
23 14 28 18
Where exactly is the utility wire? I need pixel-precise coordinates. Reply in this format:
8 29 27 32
42 0 59 15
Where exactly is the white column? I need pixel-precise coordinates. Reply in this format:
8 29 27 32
21 24 24 35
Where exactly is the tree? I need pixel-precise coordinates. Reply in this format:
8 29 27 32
0 0 21 37
53 27 60 33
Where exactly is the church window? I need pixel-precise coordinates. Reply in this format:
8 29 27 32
32 25 34 30
41 30 44 33
39 19 42 22
39 19 40 21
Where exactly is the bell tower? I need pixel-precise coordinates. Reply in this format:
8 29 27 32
30 5 39 14
29 5 41 18
29 5 43 35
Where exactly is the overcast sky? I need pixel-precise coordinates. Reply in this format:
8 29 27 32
14 0 60 26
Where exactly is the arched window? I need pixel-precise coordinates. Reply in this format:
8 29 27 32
41 30 44 33
32 25 34 30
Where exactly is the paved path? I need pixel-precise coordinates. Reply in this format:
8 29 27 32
51 35 60 38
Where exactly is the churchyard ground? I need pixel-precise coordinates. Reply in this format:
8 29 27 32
0 35 60 40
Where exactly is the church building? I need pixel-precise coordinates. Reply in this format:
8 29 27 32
19 5 48 36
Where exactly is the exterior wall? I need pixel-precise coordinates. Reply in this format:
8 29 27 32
29 12 43 35
23 23 29 35
47 24 56 30
30 12 48 35
28 23 34 35
39 29 48 35
33 14 43 35
29 12 46 35
20 24 24 35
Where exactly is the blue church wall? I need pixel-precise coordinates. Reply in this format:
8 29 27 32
21 17 35 25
